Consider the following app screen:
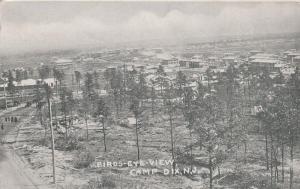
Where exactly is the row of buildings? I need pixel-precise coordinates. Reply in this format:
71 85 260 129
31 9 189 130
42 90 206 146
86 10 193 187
100 47 300 94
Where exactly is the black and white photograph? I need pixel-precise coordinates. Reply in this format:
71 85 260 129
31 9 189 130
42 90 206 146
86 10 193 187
0 1 300 189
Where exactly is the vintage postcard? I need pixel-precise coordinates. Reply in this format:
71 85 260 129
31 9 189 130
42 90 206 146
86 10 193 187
0 1 299 189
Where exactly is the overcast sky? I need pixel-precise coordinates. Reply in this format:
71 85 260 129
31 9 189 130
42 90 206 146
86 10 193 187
0 1 300 55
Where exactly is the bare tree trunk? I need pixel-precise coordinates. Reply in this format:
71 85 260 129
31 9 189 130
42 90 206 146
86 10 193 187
78 80 81 94
114 94 119 119
169 111 175 173
270 134 273 186
47 94 56 184
207 74 211 91
244 140 247 163
189 128 193 170
76 82 79 94
102 119 107 152
189 128 193 152
71 74 74 91
151 99 155 117
248 78 251 107
235 144 238 161
55 80 58 96
135 116 140 163
289 136 294 189
39 109 46 140
44 123 47 140
53 102 58 130
59 81 62 96
281 142 285 183
275 149 279 183
151 85 155 117
64 114 68 140
265 132 269 170
85 113 88 141
209 153 213 189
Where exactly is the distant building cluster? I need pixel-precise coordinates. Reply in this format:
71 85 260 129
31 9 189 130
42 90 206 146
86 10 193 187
1 40 299 110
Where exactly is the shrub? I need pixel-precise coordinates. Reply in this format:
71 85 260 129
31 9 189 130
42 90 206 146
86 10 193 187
101 175 116 188
86 178 102 189
57 184 80 189
86 176 116 189
73 149 95 169
55 132 83 151
35 135 51 147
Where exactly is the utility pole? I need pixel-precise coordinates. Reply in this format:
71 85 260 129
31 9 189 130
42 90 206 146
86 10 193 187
45 84 56 184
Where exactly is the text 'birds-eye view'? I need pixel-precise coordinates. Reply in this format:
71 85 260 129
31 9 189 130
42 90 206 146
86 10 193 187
0 1 300 189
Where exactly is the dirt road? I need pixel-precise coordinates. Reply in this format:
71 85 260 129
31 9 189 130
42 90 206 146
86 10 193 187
0 146 42 189
0 107 53 189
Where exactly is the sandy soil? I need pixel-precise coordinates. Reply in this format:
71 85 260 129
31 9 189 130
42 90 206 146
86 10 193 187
4 105 300 189
0 145 53 189
0 106 54 189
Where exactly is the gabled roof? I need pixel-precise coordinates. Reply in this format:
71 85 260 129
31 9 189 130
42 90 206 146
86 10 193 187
16 79 37 86
0 79 37 87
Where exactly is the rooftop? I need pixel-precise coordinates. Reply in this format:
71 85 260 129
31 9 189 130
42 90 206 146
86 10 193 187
54 58 73 64
250 50 263 53
288 52 300 56
251 59 278 64
222 56 236 60
250 53 278 59
156 53 174 60
208 56 218 60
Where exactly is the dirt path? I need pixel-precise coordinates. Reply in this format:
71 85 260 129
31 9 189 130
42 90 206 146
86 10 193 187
0 146 42 189
0 107 53 189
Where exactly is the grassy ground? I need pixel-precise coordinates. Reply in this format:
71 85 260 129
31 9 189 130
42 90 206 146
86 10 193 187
9 103 300 189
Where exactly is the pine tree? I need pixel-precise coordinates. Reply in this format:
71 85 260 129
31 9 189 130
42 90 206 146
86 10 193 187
94 98 110 152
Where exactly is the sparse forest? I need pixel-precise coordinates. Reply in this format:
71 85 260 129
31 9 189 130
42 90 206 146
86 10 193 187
28 62 300 189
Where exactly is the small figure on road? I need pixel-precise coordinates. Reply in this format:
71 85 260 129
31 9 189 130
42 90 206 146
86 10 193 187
1 123 3 130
